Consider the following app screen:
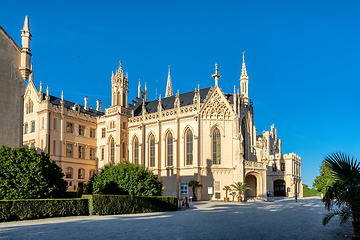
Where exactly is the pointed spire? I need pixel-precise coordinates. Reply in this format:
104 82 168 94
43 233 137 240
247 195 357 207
165 65 173 97
46 85 49 96
39 81 42 92
61 90 64 101
23 16 30 32
138 79 141 98
211 63 221 86
241 51 248 79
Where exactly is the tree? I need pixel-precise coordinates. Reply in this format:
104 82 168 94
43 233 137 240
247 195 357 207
90 162 163 196
303 184 320 197
188 180 203 201
231 181 251 201
313 160 335 195
223 185 232 199
0 146 67 199
230 191 237 201
322 153 360 239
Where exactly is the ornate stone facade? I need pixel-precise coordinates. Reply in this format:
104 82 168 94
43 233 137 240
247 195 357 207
21 18 302 199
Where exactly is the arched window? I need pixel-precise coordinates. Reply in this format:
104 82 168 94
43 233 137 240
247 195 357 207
166 132 173 166
149 134 155 167
78 168 85 179
123 92 126 107
109 136 115 163
133 137 139 165
212 128 221 164
117 92 121 105
89 169 96 178
241 119 247 160
65 167 73 179
186 130 193 165
122 142 126 159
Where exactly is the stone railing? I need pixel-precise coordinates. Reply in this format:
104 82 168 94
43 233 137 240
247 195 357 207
244 160 265 170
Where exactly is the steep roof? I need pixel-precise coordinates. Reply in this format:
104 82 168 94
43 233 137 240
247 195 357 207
0 25 21 52
131 87 235 117
42 94 104 117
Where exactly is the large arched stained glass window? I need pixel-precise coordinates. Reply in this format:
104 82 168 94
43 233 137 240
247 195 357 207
186 130 193 165
212 128 221 164
110 136 115 163
133 136 139 165
149 135 155 167
167 132 173 166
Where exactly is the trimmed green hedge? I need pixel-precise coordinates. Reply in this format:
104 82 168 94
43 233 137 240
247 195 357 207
0 198 88 222
88 195 178 215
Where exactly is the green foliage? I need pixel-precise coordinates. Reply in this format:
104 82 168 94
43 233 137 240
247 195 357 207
303 184 320 197
222 186 232 198
0 146 67 200
313 160 335 195
231 181 251 195
90 162 163 196
0 198 88 222
322 153 360 238
90 195 178 215
188 180 203 198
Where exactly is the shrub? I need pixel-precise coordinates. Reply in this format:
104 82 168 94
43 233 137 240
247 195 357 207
90 162 163 196
88 194 177 215
0 198 88 221
0 146 67 199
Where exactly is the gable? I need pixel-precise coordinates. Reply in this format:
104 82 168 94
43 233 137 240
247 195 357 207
200 87 234 119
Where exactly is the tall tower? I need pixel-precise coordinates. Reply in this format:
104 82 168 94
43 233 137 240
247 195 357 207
165 65 173 97
240 51 249 105
19 16 32 81
111 61 128 107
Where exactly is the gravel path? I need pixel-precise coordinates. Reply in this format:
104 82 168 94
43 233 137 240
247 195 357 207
0 197 353 240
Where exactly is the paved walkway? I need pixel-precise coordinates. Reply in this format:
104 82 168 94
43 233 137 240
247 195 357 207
0 197 353 240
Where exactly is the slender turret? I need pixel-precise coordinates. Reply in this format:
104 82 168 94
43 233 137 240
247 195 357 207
240 51 249 105
19 16 32 81
165 65 173 97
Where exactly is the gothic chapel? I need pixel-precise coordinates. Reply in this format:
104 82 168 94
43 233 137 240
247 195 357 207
21 17 302 199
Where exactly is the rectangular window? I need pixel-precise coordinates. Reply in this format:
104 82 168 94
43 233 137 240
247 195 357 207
79 125 85 136
30 142 35 148
78 145 85 159
53 118 57 130
66 122 73 133
90 128 96 138
66 143 73 157
215 181 220 191
41 117 45 129
24 123 28 134
41 139 43 149
53 140 56 155
101 148 104 160
281 163 285 171
90 170 95 178
101 128 105 138
90 148 96 160
122 122 126 129
31 121 35 132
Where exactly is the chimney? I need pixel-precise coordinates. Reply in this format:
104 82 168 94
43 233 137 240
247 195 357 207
96 99 102 112
84 96 88 111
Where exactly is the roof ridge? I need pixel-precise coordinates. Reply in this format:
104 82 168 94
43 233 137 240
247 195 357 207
0 25 21 52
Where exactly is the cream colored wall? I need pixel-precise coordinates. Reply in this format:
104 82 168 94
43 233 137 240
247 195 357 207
23 82 98 191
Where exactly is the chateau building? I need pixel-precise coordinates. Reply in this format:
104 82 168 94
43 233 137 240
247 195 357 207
0 16 32 148
21 18 302 199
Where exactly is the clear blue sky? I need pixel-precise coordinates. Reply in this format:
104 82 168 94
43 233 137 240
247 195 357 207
2 0 360 187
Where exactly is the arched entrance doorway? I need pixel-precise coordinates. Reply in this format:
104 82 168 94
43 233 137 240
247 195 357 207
245 175 257 198
274 180 286 196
